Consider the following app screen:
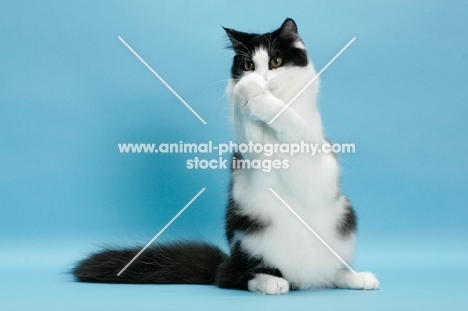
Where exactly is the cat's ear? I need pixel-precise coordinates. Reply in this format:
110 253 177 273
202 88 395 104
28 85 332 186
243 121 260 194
278 18 299 41
223 27 244 51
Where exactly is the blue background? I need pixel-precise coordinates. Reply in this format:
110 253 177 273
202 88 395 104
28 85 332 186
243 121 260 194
1 0 467 310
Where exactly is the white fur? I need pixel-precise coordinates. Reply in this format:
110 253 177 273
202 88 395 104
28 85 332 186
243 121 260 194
293 40 306 50
248 274 290 295
227 47 379 293
335 270 380 290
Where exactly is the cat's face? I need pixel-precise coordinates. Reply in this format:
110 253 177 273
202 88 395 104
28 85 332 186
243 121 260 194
224 19 310 96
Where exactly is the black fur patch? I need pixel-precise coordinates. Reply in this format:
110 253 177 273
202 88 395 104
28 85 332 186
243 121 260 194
225 193 267 244
224 18 308 80
73 241 227 284
215 153 283 290
225 152 267 243
231 150 244 171
215 241 284 290
337 198 357 237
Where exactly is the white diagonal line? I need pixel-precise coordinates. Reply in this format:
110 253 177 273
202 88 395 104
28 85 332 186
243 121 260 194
268 37 356 124
117 188 206 276
268 188 357 275
118 36 207 125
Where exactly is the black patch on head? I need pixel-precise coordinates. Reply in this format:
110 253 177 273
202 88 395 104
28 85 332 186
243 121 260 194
337 197 357 237
223 18 308 79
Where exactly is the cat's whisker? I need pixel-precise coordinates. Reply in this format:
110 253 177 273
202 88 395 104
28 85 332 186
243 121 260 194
205 79 231 90
229 38 251 57
233 48 251 59
211 92 229 125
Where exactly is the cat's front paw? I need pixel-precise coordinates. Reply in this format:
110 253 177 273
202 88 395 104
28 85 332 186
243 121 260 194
248 274 290 295
335 270 380 290
244 92 283 122
233 73 268 105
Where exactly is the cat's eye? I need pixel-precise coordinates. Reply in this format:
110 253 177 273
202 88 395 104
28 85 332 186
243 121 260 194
243 60 254 71
270 56 283 68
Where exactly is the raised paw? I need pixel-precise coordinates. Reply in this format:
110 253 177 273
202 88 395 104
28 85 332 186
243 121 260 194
233 73 268 105
335 270 380 290
247 273 290 295
244 92 284 122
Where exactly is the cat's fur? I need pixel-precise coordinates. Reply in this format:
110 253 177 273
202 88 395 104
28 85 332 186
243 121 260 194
73 18 380 294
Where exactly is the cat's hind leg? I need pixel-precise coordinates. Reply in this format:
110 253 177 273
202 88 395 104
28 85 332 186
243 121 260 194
215 244 290 295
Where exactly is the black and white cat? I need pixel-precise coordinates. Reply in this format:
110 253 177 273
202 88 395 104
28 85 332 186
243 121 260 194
73 18 380 295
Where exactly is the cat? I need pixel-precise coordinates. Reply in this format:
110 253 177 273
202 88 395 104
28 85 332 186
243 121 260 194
73 18 380 295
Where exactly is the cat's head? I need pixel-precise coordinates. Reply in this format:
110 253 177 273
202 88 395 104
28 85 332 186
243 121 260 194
224 18 313 96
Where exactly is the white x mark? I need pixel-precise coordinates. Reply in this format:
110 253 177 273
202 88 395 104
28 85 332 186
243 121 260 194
269 188 357 275
118 36 207 124
117 188 206 276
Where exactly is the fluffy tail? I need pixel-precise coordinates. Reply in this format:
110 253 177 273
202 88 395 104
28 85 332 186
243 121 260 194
73 241 227 284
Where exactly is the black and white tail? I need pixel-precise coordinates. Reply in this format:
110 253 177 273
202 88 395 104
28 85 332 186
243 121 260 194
73 241 227 284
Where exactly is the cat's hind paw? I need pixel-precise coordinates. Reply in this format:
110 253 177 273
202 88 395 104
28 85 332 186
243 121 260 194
248 273 290 295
